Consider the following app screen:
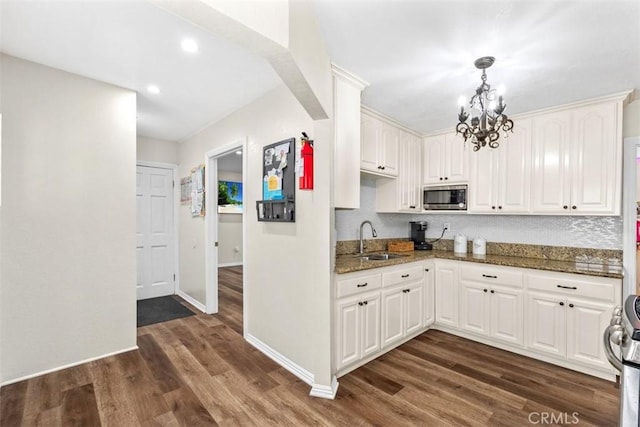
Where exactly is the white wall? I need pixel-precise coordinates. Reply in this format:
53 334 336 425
176 0 335 394
0 55 137 384
137 136 179 164
178 83 333 387
218 170 243 266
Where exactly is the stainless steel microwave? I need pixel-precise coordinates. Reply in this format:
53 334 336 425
423 184 467 211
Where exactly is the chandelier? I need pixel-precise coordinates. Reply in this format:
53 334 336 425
456 56 513 151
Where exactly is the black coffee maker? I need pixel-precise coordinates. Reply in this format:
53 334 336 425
410 221 433 250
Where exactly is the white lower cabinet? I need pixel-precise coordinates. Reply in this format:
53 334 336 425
381 281 423 348
526 291 614 372
423 261 435 326
489 286 524 346
435 261 459 328
524 270 619 375
335 258 621 380
335 291 380 371
459 264 524 346
565 298 612 370
525 291 566 358
335 261 429 374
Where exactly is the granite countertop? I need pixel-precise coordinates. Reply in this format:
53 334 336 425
335 250 624 279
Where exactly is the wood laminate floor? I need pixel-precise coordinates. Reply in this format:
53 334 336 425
1 266 620 426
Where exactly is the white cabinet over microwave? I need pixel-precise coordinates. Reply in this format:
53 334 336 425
423 132 468 185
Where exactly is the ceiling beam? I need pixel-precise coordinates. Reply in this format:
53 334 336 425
149 0 328 120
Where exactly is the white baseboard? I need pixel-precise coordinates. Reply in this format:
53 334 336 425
218 262 243 267
0 346 138 387
245 333 314 386
310 376 339 400
176 290 206 313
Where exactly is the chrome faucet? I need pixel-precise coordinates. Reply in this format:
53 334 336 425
359 220 378 254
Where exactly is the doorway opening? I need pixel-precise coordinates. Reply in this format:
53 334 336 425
205 140 247 333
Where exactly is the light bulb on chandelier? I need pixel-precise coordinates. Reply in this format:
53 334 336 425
456 56 514 151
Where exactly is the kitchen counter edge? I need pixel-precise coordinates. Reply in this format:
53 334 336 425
335 250 623 279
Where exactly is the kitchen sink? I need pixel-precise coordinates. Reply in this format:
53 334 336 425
359 253 408 261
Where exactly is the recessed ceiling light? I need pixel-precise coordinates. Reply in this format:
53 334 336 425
235 150 242 155
147 85 160 95
181 38 199 53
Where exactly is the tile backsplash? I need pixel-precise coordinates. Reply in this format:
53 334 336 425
335 176 623 250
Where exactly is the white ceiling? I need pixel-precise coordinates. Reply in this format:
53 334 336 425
1 1 639 141
313 0 640 133
218 150 243 174
0 0 281 142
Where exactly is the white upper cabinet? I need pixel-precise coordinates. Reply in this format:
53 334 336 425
531 99 623 215
531 110 574 214
570 102 620 214
423 132 468 185
469 118 531 213
376 129 422 212
332 65 368 209
379 122 399 176
361 110 398 177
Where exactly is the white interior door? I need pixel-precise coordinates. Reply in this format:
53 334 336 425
136 165 175 300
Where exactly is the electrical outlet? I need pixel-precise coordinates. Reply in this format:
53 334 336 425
444 222 450 231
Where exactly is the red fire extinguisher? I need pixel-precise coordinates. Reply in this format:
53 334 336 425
299 132 314 190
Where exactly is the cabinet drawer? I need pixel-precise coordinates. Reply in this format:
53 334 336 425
460 263 523 288
336 273 382 298
527 271 617 302
383 265 424 288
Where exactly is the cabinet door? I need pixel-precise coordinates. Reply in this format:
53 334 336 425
459 281 490 336
498 118 531 213
445 132 468 183
397 133 422 211
423 135 445 184
490 287 524 346
435 263 459 328
570 103 620 214
404 282 424 336
531 111 571 213
525 292 566 358
407 134 422 210
335 296 361 370
566 298 612 371
379 122 399 176
381 287 404 348
468 147 498 213
423 262 435 326
361 113 380 173
361 293 381 358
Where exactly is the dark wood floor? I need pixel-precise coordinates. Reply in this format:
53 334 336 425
1 265 620 426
